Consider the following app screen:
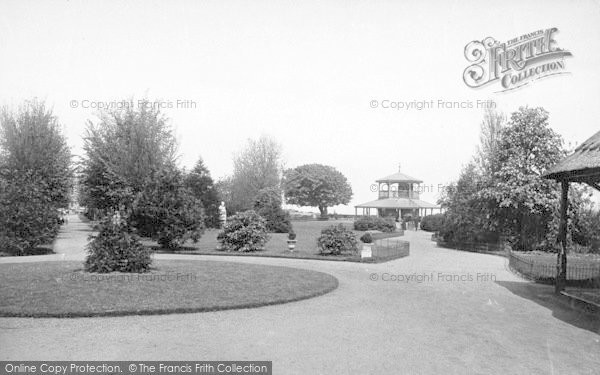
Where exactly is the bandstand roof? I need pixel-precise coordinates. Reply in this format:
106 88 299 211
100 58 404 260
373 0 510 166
355 198 438 209
544 130 600 185
375 171 422 183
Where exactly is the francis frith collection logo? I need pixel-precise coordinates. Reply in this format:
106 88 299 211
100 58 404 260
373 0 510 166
463 28 572 92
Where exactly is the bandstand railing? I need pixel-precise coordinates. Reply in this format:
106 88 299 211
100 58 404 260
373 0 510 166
378 191 419 199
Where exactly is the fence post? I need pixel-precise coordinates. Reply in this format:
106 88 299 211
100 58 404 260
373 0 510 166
529 257 533 277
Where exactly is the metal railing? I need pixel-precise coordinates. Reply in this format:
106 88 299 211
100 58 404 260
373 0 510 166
378 191 420 200
372 238 410 259
436 239 507 254
508 251 600 287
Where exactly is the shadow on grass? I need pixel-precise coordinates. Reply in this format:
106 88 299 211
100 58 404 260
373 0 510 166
496 281 600 335
149 245 199 252
0 247 55 257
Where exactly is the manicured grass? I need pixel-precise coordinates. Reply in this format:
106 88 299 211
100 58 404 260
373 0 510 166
0 260 338 318
148 220 405 263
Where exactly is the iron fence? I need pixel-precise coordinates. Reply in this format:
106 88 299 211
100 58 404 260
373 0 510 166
372 238 410 259
508 251 600 287
436 240 508 254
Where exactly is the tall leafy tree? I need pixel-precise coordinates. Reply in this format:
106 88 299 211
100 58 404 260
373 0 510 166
439 106 585 251
283 164 353 218
226 135 283 213
0 100 72 208
479 107 566 250
185 158 221 228
0 100 72 254
475 107 505 176
438 163 496 244
80 102 178 214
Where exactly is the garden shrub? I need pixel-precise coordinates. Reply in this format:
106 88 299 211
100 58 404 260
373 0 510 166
85 214 152 273
132 167 206 250
184 158 222 228
0 171 62 255
360 232 373 243
420 213 445 232
317 224 358 255
217 210 270 252
572 208 600 254
353 216 396 232
253 187 292 233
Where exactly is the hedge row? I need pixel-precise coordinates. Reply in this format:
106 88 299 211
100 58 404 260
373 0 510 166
353 216 396 232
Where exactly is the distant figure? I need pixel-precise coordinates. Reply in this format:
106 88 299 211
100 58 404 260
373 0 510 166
60 209 69 225
219 202 227 227
413 216 420 231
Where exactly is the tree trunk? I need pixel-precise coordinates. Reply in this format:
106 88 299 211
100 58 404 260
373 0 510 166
318 205 328 219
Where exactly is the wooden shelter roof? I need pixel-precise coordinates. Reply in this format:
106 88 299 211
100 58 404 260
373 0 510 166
544 130 600 185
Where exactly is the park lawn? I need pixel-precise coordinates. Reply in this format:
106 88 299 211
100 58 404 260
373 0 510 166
0 260 338 318
0 245 54 257
147 220 380 262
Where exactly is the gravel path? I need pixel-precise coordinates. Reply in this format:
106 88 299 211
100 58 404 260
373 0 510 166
0 219 598 374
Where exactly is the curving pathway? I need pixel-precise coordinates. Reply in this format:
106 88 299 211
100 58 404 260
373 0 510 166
0 217 599 374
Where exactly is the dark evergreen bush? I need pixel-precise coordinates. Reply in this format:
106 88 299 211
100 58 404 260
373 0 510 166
185 158 222 228
253 187 292 233
132 167 205 249
85 214 152 273
353 216 396 232
360 232 373 243
420 214 446 232
317 224 358 255
217 210 270 252
0 171 62 255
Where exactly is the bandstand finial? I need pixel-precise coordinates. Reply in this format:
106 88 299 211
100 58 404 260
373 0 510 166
398 163 401 172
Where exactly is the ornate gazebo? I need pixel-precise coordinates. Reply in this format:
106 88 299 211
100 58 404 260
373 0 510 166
354 166 441 219
544 130 600 293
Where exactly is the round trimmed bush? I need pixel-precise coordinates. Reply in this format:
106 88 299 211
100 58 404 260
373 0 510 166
85 215 152 273
217 210 270 252
317 224 358 255
360 232 373 243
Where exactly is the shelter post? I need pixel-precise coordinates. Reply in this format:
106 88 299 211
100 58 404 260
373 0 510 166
555 180 569 294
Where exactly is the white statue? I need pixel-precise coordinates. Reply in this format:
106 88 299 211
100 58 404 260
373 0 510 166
219 201 227 227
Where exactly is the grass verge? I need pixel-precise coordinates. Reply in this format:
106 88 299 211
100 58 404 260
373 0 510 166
0 260 338 318
149 220 406 263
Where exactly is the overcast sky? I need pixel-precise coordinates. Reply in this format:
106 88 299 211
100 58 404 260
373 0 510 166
1 0 599 213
